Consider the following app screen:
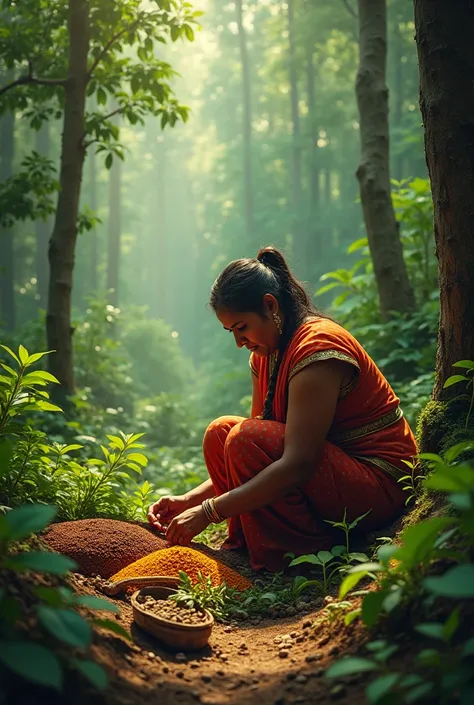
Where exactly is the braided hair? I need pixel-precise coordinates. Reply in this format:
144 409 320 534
209 246 321 420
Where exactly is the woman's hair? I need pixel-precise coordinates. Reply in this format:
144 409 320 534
209 246 322 420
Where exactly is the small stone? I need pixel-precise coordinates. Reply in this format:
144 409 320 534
147 652 155 660
138 672 148 680
125 655 133 664
290 631 299 638
201 675 212 683
286 606 296 616
302 620 312 629
296 636 304 644
224 626 233 633
239 642 248 650
279 650 289 659
330 684 346 700
250 684 259 691
317 636 330 647
190 663 199 669
176 653 187 663
274 636 282 644
323 596 334 605
305 653 321 663
313 667 325 678
296 602 307 612
216 670 226 677
191 691 201 700
286 672 296 681
328 646 339 656
219 655 228 662
176 671 184 679
252 677 259 684
163 666 169 674
295 675 307 685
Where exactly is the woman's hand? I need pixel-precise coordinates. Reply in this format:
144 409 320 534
165 506 210 546
147 494 190 532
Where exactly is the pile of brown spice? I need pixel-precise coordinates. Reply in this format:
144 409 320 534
43 519 168 578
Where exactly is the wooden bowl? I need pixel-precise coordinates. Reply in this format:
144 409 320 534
131 585 214 650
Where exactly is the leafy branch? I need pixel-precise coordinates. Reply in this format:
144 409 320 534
0 60 66 97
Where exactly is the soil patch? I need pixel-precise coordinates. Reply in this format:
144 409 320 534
42 519 169 578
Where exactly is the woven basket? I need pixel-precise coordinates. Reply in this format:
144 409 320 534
131 583 214 650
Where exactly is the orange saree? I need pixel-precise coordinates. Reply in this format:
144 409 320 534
203 318 417 572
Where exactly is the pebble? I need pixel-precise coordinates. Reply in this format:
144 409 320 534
201 675 212 683
176 653 187 662
296 636 304 644
305 653 321 663
191 691 201 700
250 684 259 691
317 636 330 647
239 642 248 650
147 652 155 660
224 626 233 633
279 650 289 659
176 671 184 679
138 672 148 680
290 631 299 638
190 663 199 669
163 666 169 674
328 646 339 656
295 675 307 685
302 620 312 628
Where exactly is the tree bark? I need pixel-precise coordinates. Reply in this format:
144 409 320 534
235 0 254 244
0 81 15 331
35 123 51 311
414 0 474 398
355 0 415 319
106 150 122 308
287 0 304 272
47 0 89 394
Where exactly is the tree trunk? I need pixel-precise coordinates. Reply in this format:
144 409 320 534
414 0 474 398
0 84 15 331
392 18 404 181
306 38 322 275
355 0 415 319
35 123 51 311
88 147 98 292
47 0 89 394
235 0 254 244
106 151 122 308
287 0 304 272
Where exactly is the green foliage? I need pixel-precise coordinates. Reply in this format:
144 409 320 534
169 570 241 621
329 436 474 704
0 152 58 228
120 317 192 397
443 360 474 431
0 504 128 693
134 393 203 448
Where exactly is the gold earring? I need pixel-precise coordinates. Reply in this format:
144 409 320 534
272 312 283 335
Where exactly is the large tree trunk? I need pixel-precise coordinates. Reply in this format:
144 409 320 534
235 0 253 244
47 0 89 394
35 123 51 311
306 35 322 276
0 83 15 331
287 0 304 273
414 0 474 398
106 150 122 307
355 0 415 319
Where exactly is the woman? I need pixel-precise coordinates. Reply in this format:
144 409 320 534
148 247 417 572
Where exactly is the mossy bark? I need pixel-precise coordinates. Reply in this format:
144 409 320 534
416 398 474 455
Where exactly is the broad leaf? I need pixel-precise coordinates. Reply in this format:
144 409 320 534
72 658 108 691
0 641 62 689
366 673 399 704
37 606 92 647
361 590 387 628
326 657 377 678
2 504 57 540
75 595 119 613
6 551 77 575
424 564 474 597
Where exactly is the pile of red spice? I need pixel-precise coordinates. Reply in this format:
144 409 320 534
43 519 168 578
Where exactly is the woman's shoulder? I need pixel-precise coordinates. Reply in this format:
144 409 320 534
287 316 366 369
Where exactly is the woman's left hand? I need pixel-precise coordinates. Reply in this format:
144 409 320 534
165 505 210 546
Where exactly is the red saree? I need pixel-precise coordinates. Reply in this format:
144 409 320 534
203 318 417 572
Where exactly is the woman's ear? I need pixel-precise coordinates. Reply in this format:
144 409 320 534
263 293 279 315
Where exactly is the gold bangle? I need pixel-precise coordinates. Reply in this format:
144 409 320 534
209 497 226 523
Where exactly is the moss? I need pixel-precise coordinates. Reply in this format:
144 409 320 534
400 489 447 532
416 397 474 456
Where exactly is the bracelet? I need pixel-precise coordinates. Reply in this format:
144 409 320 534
201 497 226 524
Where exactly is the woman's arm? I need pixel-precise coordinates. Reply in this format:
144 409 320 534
183 478 216 507
214 359 346 518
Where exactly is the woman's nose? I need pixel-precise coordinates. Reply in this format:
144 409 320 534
234 332 247 348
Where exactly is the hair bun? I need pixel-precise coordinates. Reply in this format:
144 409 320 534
257 247 286 272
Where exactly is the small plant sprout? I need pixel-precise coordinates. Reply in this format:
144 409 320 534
397 458 426 505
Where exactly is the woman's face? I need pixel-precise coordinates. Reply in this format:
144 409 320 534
216 296 281 357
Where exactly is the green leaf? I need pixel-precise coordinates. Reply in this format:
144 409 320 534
289 554 321 567
452 360 474 370
317 550 335 564
72 658 108 691
75 595 119 613
344 608 361 625
444 441 474 464
361 591 387 628
366 673 399 704
105 153 113 170
394 517 453 566
326 657 377 678
26 351 54 365
0 641 62 689
348 509 371 530
18 345 29 365
24 370 60 384
0 345 20 364
92 618 132 641
38 606 92 647
6 551 77 575
2 504 57 540
443 606 460 641
339 571 369 600
415 623 445 640
461 637 474 657
424 564 474 597
405 683 434 703
126 452 148 466
33 586 65 607
0 439 14 478
443 374 468 388
36 400 63 412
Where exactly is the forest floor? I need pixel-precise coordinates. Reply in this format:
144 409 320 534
8 512 431 705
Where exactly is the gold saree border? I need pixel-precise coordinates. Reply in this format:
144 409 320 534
288 349 360 398
249 356 259 377
352 455 406 481
330 406 404 443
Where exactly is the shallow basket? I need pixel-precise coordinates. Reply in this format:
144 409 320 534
131 583 214 651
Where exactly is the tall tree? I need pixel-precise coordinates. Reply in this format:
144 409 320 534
0 72 15 331
235 0 253 244
287 0 303 272
88 147 99 293
414 0 474 398
106 115 121 307
34 122 51 311
0 0 197 394
355 0 415 319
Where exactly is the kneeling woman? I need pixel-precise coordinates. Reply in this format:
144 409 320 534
148 247 417 572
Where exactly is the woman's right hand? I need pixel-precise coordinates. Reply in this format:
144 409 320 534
147 495 190 532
